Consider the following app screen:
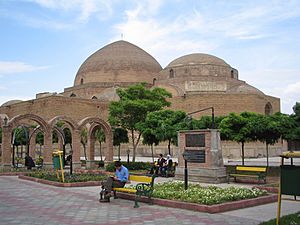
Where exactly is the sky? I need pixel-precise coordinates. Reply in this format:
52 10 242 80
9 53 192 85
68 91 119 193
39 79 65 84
0 0 299 114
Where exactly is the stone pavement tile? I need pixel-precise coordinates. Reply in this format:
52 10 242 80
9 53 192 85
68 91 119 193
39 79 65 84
0 176 264 225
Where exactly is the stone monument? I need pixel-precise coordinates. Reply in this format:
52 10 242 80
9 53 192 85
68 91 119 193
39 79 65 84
175 129 227 183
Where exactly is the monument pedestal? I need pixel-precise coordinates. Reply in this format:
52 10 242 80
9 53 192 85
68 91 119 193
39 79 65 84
175 129 227 184
175 167 227 183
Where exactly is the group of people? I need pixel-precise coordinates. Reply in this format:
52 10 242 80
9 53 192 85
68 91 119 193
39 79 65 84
150 154 173 176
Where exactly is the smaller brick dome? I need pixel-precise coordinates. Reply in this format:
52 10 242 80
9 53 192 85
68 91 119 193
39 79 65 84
74 40 162 86
166 53 230 68
1 100 23 107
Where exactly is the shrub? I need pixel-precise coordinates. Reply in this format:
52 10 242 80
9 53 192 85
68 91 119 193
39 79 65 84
105 161 151 172
27 170 108 183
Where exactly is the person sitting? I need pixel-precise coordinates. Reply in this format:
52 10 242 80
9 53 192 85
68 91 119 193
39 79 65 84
24 153 35 170
156 154 166 176
99 161 129 202
164 154 173 177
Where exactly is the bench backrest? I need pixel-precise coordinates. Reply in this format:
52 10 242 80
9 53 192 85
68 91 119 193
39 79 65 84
129 175 154 183
236 166 266 172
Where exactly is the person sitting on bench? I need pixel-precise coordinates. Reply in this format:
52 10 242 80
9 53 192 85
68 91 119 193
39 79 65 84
99 161 129 202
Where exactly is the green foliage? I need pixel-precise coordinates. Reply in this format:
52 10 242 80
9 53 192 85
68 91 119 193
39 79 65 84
105 161 152 172
112 127 128 146
139 109 187 153
13 127 29 146
153 181 267 205
287 102 300 141
259 211 300 225
36 132 44 145
62 128 71 144
27 170 108 183
95 128 106 143
108 83 172 161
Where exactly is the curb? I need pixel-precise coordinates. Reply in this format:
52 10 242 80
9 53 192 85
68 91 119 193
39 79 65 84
116 192 278 214
18 175 101 187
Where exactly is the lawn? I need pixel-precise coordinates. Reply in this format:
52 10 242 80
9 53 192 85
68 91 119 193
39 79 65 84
259 211 300 225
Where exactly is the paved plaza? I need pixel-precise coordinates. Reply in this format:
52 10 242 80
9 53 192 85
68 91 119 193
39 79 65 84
0 176 299 225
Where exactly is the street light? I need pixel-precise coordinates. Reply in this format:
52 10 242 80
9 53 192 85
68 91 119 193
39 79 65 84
187 107 215 129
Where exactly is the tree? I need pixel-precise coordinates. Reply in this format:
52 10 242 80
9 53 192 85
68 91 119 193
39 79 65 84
36 131 44 156
108 83 172 162
251 114 281 167
112 127 129 161
140 109 186 155
80 129 88 160
141 128 159 163
288 102 300 141
219 112 256 165
95 128 106 161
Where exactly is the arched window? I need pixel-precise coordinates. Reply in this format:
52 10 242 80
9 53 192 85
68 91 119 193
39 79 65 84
92 96 97 100
231 70 234 78
80 78 84 85
265 102 273 115
169 69 174 78
70 93 76 97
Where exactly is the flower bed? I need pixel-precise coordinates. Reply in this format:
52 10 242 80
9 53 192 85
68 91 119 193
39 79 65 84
152 181 268 205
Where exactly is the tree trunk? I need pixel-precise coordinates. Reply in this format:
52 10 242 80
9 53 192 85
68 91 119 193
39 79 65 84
118 145 121 161
241 142 245 166
83 144 87 160
131 130 142 163
266 143 269 167
168 139 171 155
99 141 103 161
151 144 154 163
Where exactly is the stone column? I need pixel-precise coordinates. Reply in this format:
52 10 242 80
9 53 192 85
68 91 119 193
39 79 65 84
1 126 12 168
43 131 53 168
29 131 37 158
104 131 113 163
72 129 81 169
86 135 97 169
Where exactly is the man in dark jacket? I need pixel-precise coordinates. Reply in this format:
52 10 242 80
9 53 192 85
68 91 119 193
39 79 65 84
25 153 35 170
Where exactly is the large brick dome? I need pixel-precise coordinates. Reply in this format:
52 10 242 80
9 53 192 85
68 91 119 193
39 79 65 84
74 40 162 86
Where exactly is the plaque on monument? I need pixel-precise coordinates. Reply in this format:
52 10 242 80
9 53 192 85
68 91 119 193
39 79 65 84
186 134 205 147
183 150 205 163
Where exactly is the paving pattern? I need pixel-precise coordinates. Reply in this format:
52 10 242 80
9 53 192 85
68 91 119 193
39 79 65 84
0 176 271 225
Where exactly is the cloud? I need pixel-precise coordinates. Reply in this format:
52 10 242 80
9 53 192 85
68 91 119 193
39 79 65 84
0 61 48 75
31 0 114 23
284 81 300 95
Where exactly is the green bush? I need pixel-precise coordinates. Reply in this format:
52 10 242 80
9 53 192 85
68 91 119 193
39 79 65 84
105 161 151 172
259 211 300 225
27 170 108 183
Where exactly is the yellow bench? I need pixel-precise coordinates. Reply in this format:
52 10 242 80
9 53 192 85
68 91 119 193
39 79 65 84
113 175 156 208
228 166 267 183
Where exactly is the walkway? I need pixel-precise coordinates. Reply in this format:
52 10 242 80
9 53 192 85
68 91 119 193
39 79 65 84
0 176 299 225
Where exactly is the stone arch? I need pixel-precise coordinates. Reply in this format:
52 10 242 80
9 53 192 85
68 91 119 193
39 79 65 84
265 102 273 115
48 116 78 166
4 114 52 167
48 115 78 131
78 117 113 163
9 114 49 132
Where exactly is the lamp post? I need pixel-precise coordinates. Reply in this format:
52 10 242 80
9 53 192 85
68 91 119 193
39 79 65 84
187 107 215 129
